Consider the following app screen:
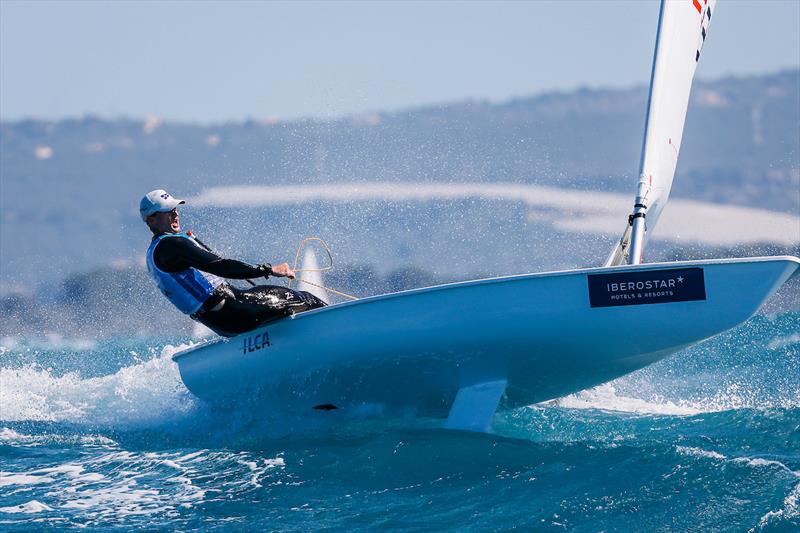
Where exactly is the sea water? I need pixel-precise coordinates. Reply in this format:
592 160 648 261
1 313 798 531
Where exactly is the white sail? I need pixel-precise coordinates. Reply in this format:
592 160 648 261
606 0 715 266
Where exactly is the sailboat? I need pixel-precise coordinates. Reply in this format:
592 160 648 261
172 0 799 431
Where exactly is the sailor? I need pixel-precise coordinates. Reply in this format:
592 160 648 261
140 189 326 337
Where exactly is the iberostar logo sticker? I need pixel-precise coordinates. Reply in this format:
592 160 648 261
587 268 706 308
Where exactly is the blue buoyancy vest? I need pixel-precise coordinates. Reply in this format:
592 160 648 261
146 233 225 315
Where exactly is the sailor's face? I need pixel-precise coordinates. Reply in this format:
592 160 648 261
148 208 181 233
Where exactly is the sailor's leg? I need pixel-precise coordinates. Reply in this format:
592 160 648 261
197 295 278 336
198 285 327 336
295 290 327 310
237 285 327 312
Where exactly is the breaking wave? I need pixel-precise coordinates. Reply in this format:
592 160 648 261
0 344 197 428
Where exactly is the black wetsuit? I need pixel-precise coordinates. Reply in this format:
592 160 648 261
151 233 326 337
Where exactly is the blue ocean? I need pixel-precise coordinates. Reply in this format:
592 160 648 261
1 312 798 532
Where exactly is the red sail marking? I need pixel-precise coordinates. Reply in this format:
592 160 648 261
693 0 703 14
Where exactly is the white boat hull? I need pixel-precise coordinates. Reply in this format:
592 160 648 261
173 256 799 423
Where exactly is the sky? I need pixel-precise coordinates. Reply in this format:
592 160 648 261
1 0 799 124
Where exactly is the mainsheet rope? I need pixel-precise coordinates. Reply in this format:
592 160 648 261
287 237 359 301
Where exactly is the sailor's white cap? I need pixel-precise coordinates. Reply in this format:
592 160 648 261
139 189 185 220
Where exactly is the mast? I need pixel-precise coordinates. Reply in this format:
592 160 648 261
628 0 667 266
606 0 716 266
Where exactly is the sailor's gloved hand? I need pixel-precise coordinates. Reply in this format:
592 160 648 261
257 263 273 279
270 262 296 279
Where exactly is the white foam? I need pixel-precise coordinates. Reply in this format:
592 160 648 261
675 446 727 460
551 384 703 416
696 381 799 412
767 333 800 350
0 427 116 447
676 447 800 482
0 449 286 518
0 473 55 488
0 344 197 427
0 500 53 514
548 379 800 416
0 428 26 441
732 457 800 476
756 481 800 530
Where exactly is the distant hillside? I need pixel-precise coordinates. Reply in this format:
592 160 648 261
0 70 798 292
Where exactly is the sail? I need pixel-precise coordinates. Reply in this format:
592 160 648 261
605 0 715 266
